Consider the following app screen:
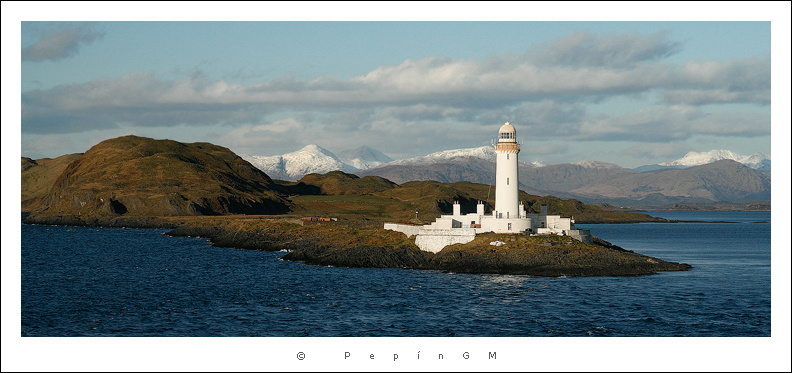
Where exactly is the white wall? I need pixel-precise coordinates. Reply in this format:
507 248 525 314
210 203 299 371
414 229 476 253
383 223 423 237
479 217 531 234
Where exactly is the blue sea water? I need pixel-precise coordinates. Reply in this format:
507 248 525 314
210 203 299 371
21 211 771 337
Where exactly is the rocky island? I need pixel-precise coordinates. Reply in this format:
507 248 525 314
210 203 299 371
22 135 691 277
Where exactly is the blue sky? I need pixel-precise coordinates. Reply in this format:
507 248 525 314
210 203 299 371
7 3 789 170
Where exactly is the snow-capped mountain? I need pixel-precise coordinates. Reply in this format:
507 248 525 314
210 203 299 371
242 144 359 181
381 146 546 168
337 146 394 170
240 144 769 205
742 152 772 174
387 146 495 166
571 160 623 169
244 144 551 181
657 150 771 173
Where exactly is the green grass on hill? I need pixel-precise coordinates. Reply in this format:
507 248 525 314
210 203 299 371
21 134 664 224
287 174 665 224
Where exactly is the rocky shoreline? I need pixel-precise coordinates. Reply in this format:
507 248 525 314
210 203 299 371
22 214 180 229
23 214 692 277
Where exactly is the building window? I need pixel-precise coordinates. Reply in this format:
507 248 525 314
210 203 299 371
508 223 512 230
507 154 509 160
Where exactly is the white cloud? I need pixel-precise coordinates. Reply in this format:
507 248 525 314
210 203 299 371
219 118 305 148
662 89 771 106
573 105 770 142
20 29 771 162
622 142 694 162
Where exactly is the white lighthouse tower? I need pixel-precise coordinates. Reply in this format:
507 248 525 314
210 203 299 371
384 120 593 252
494 122 520 219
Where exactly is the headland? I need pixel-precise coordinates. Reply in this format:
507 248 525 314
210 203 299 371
21 135 691 277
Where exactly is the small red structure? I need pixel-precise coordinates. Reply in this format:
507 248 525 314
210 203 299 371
301 217 338 222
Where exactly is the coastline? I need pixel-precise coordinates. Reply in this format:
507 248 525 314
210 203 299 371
22 213 692 277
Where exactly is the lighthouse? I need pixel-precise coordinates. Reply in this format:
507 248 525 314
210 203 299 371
494 122 520 219
384 120 593 252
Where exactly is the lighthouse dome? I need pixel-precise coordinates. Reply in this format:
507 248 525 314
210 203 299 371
499 122 515 133
498 122 517 142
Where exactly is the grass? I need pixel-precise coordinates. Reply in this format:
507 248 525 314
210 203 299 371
22 134 665 225
289 195 413 220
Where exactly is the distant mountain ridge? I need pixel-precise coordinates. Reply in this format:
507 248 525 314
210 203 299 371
386 146 547 168
336 146 394 170
570 160 771 205
240 144 770 206
635 149 771 174
242 144 360 181
659 149 770 167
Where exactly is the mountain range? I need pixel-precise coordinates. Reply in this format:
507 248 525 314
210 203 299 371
634 149 771 174
23 136 662 224
242 145 771 207
21 137 771 216
241 145 392 181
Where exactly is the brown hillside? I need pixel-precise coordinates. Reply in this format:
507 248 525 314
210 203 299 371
32 135 291 217
22 153 83 212
287 174 662 224
298 171 398 195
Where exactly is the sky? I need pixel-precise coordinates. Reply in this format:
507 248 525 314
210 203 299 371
7 3 788 170
3 4 792 371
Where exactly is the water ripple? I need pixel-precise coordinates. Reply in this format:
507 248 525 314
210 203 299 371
22 213 770 337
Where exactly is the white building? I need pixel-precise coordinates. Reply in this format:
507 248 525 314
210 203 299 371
385 122 592 253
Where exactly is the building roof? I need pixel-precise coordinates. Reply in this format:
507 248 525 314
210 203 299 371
499 122 516 133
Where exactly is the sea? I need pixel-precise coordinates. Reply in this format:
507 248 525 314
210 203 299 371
21 211 771 338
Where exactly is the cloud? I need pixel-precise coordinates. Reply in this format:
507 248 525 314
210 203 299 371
509 102 587 136
21 30 770 143
22 23 104 62
572 105 770 142
662 57 771 105
527 30 683 68
621 142 693 161
219 118 306 148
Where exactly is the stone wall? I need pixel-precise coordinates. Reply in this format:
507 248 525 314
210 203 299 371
568 229 593 244
383 223 424 237
414 228 476 253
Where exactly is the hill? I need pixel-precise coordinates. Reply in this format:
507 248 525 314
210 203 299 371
296 171 398 196
290 174 664 224
570 160 771 205
658 149 771 172
27 135 292 217
358 156 496 183
359 158 638 197
519 161 634 193
22 153 83 212
21 136 665 225
360 156 770 207
336 146 394 170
